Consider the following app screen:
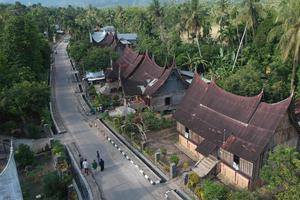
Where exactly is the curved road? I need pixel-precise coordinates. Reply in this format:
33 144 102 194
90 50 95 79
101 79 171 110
53 41 169 200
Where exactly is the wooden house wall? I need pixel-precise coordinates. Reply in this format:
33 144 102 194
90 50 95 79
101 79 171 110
219 163 250 189
177 122 205 160
150 72 187 112
176 123 204 145
219 149 254 178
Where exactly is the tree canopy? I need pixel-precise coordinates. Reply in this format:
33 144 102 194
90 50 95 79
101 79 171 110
261 145 300 200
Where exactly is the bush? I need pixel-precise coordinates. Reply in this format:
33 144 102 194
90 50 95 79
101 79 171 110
160 148 167 157
202 179 228 200
95 94 110 109
182 161 190 170
15 144 34 167
187 172 200 190
144 147 155 156
43 171 71 199
26 123 41 139
142 109 160 130
169 154 180 165
52 140 65 159
112 95 120 107
227 190 258 200
160 117 175 129
194 186 203 199
0 121 17 133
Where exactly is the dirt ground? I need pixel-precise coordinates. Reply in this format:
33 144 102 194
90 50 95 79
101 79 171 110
146 127 195 175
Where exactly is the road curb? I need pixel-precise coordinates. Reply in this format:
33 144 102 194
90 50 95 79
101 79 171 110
105 134 160 185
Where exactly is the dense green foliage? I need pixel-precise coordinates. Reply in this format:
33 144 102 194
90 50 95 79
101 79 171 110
15 144 35 167
202 179 228 200
82 47 117 72
42 171 72 199
0 3 51 137
227 190 258 200
261 145 300 200
63 0 300 104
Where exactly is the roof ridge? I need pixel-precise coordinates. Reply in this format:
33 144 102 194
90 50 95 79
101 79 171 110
199 103 248 127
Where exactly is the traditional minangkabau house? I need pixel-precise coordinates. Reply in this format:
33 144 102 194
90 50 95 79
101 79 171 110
89 31 117 48
106 47 188 112
174 73 300 189
105 46 142 91
90 27 137 52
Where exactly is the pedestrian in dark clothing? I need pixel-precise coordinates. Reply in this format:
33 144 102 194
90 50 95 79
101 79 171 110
97 151 100 162
99 158 104 171
79 154 84 170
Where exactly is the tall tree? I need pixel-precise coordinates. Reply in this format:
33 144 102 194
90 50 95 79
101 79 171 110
275 0 300 93
261 145 300 200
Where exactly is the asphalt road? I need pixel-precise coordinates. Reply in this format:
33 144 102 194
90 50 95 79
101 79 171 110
53 41 169 200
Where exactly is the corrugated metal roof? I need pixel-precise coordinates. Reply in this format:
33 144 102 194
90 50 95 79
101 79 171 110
0 143 23 200
91 31 107 43
117 33 138 41
122 53 165 96
174 73 292 162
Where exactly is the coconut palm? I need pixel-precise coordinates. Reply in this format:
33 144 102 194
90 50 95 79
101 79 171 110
186 0 202 39
232 0 262 70
274 0 300 92
183 53 209 72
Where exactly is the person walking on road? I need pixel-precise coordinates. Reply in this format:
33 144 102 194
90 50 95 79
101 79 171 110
79 154 84 170
82 159 89 175
92 160 98 171
97 150 100 162
99 158 104 171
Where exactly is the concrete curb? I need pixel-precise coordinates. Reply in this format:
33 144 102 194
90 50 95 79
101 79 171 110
105 134 161 185
66 145 94 200
101 120 169 181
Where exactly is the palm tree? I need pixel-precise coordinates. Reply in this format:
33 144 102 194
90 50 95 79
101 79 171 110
275 0 300 92
232 0 262 70
186 0 202 39
148 0 165 39
183 53 209 73
239 0 261 37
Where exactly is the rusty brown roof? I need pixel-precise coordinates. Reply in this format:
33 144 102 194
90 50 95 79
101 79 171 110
196 139 217 157
107 47 140 80
121 53 165 96
174 73 292 162
144 65 189 96
98 33 115 47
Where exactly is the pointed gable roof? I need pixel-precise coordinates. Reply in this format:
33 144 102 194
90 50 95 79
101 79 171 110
98 32 116 47
144 62 188 96
121 52 165 96
174 73 293 162
107 47 140 80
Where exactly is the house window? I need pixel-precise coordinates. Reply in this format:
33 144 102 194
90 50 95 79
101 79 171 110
233 154 240 170
165 97 171 105
184 127 190 139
